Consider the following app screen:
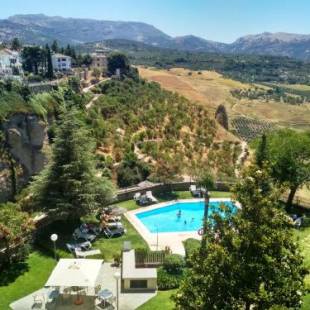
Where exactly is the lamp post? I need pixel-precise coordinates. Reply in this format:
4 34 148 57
114 271 121 310
50 233 58 261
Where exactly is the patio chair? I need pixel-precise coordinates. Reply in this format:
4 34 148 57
33 294 45 308
95 284 102 294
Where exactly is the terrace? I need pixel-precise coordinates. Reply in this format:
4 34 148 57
2 190 309 310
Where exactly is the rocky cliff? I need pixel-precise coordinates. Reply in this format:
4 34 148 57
0 113 49 201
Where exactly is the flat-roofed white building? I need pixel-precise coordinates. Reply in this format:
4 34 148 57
52 53 72 71
122 249 157 292
0 49 23 78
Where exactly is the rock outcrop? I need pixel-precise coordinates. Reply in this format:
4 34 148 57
0 113 48 201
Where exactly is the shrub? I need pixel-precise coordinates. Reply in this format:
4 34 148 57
157 267 184 290
183 238 200 264
163 254 185 274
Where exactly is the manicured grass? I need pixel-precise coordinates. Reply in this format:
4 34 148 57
302 294 310 310
0 252 56 309
294 226 310 289
137 290 176 310
93 217 148 261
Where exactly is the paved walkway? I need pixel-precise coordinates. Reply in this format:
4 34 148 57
10 263 155 310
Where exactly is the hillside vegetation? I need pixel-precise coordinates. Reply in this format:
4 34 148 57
87 78 241 184
139 67 310 132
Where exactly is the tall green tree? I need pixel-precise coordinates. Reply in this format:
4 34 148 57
215 104 229 130
21 46 46 75
174 166 306 309
45 45 54 79
29 109 114 218
51 40 59 53
256 133 268 168
107 52 130 76
11 38 22 51
260 129 310 209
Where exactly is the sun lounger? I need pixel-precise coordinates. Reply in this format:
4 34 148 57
294 217 303 229
75 248 101 258
146 191 158 203
66 241 92 253
103 227 125 238
189 184 196 193
133 192 141 201
73 228 96 242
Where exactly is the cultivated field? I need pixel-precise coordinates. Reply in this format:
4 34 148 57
139 67 310 131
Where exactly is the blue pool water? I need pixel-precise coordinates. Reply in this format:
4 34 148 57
136 200 237 233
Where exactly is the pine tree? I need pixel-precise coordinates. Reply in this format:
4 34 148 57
51 40 59 53
174 166 305 309
11 37 22 51
29 109 114 218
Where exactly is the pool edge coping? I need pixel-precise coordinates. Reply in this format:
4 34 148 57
125 198 237 255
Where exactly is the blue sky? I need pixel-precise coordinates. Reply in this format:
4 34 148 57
1 0 310 43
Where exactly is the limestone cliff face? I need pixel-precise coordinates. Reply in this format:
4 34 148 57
0 113 48 201
2 113 49 182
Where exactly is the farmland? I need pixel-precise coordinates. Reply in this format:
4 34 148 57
139 67 310 132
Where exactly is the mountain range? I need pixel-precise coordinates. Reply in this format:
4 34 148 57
1 14 310 60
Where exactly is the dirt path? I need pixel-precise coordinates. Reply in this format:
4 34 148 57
235 141 248 177
86 94 100 109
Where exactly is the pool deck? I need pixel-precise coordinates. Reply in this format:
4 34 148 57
125 198 234 256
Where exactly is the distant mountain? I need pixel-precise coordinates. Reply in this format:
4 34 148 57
1 14 310 60
169 35 227 52
0 14 172 46
229 32 310 60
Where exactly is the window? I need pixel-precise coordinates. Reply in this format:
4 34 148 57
130 280 147 289
62 58 66 61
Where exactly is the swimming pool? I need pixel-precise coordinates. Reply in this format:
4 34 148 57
136 200 237 233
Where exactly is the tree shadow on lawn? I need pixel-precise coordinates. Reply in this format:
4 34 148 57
155 191 179 202
35 219 81 259
0 261 29 286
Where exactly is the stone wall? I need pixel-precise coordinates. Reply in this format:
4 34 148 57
116 181 233 202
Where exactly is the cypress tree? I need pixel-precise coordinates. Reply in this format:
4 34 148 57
256 133 268 168
46 45 54 79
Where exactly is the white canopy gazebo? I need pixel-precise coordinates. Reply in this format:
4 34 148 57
45 259 103 288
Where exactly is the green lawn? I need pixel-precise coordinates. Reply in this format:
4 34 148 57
0 252 56 309
294 226 310 290
137 290 176 310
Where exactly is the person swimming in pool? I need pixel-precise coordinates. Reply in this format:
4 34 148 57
177 210 182 218
191 217 195 222
184 220 187 225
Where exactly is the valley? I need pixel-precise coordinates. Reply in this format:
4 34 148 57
139 67 310 131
